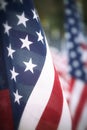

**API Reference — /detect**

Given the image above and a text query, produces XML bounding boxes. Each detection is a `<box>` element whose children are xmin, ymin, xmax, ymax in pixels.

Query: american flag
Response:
<box><xmin>50</xmin><ymin>47</ymin><xmax>70</xmax><ymax>100</ymax></box>
<box><xmin>64</xmin><ymin>0</ymin><xmax>87</xmax><ymax>130</ymax></box>
<box><xmin>0</xmin><ymin>0</ymin><xmax>71</xmax><ymax>130</ymax></box>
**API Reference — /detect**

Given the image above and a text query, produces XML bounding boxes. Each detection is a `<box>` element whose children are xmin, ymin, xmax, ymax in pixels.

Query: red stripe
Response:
<box><xmin>72</xmin><ymin>84</ymin><xmax>87</xmax><ymax>130</ymax></box>
<box><xmin>68</xmin><ymin>78</ymin><xmax>75</xmax><ymax>93</ymax></box>
<box><xmin>68</xmin><ymin>78</ymin><xmax>76</xmax><ymax>104</ymax></box>
<box><xmin>0</xmin><ymin>89</ymin><xmax>14</xmax><ymax>130</ymax></box>
<box><xmin>36</xmin><ymin>68</ymin><xmax>63</xmax><ymax>130</ymax></box>
<box><xmin>81</xmin><ymin>44</ymin><xmax>87</xmax><ymax>50</ymax></box>
<box><xmin>84</xmin><ymin>62</ymin><xmax>87</xmax><ymax>67</ymax></box>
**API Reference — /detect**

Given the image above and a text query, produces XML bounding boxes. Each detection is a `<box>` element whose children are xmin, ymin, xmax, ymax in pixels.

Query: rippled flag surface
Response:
<box><xmin>64</xmin><ymin>0</ymin><xmax>87</xmax><ymax>130</ymax></box>
<box><xmin>0</xmin><ymin>0</ymin><xmax>71</xmax><ymax>130</ymax></box>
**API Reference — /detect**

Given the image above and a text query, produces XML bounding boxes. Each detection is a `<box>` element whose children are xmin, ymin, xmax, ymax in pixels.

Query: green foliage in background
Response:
<box><xmin>34</xmin><ymin>0</ymin><xmax>87</xmax><ymax>29</ymax></box>
<box><xmin>82</xmin><ymin>0</ymin><xmax>87</xmax><ymax>26</ymax></box>
<box><xmin>34</xmin><ymin>0</ymin><xmax>87</xmax><ymax>48</ymax></box>
<box><xmin>34</xmin><ymin>0</ymin><xmax>64</xmax><ymax>34</ymax></box>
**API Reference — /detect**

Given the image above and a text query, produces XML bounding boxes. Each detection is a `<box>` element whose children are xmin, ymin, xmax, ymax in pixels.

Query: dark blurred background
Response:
<box><xmin>34</xmin><ymin>0</ymin><xmax>87</xmax><ymax>49</ymax></box>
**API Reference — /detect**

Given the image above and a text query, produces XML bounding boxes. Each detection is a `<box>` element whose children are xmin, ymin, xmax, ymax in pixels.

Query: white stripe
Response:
<box><xmin>18</xmin><ymin>43</ymin><xmax>55</xmax><ymax>130</ymax></box>
<box><xmin>77</xmin><ymin>102</ymin><xmax>87</xmax><ymax>130</ymax></box>
<box><xmin>59</xmin><ymin>76</ymin><xmax>70</xmax><ymax>100</ymax></box>
<box><xmin>69</xmin><ymin>79</ymin><xmax>84</xmax><ymax>117</ymax></box>
<box><xmin>58</xmin><ymin>90</ymin><xmax>72</xmax><ymax>130</ymax></box>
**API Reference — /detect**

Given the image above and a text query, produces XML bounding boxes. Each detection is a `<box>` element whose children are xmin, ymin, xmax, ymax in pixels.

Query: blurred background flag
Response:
<box><xmin>50</xmin><ymin>47</ymin><xmax>70</xmax><ymax>100</ymax></box>
<box><xmin>0</xmin><ymin>0</ymin><xmax>71</xmax><ymax>130</ymax></box>
<box><xmin>64</xmin><ymin>0</ymin><xmax>87</xmax><ymax>130</ymax></box>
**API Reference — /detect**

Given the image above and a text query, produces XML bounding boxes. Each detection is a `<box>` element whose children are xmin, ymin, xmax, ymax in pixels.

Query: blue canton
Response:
<box><xmin>0</xmin><ymin>0</ymin><xmax>47</xmax><ymax>129</ymax></box>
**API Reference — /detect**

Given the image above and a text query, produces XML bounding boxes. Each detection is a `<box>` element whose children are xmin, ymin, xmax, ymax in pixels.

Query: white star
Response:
<box><xmin>36</xmin><ymin>30</ymin><xmax>44</xmax><ymax>43</ymax></box>
<box><xmin>70</xmin><ymin>51</ymin><xmax>76</xmax><ymax>58</ymax></box>
<box><xmin>10</xmin><ymin>67</ymin><xmax>19</xmax><ymax>82</ymax></box>
<box><xmin>65</xmin><ymin>32</ymin><xmax>71</xmax><ymax>40</ymax></box>
<box><xmin>0</xmin><ymin>0</ymin><xmax>8</xmax><ymax>11</ymax></box>
<box><xmin>23</xmin><ymin>58</ymin><xmax>37</xmax><ymax>73</ymax></box>
<box><xmin>76</xmin><ymin>33</ymin><xmax>85</xmax><ymax>43</ymax></box>
<box><xmin>65</xmin><ymin>8</ymin><xmax>72</xmax><ymax>15</ymax></box>
<box><xmin>32</xmin><ymin>9</ymin><xmax>38</xmax><ymax>21</ymax></box>
<box><xmin>13</xmin><ymin>90</ymin><xmax>23</xmax><ymax>105</ymax></box>
<box><xmin>20</xmin><ymin>35</ymin><xmax>33</xmax><ymax>50</ymax></box>
<box><xmin>3</xmin><ymin>22</ymin><xmax>12</xmax><ymax>35</ymax></box>
<box><xmin>19</xmin><ymin>0</ymin><xmax>23</xmax><ymax>3</ymax></box>
<box><xmin>71</xmin><ymin>27</ymin><xmax>78</xmax><ymax>34</ymax></box>
<box><xmin>67</xmin><ymin>41</ymin><xmax>74</xmax><ymax>49</ymax></box>
<box><xmin>16</xmin><ymin>12</ymin><xmax>28</xmax><ymax>27</ymax></box>
<box><xmin>72</xmin><ymin>60</ymin><xmax>79</xmax><ymax>68</ymax></box>
<box><xmin>75</xmin><ymin>70</ymin><xmax>82</xmax><ymax>77</ymax></box>
<box><xmin>68</xmin><ymin>18</ymin><xmax>75</xmax><ymax>25</ymax></box>
<box><xmin>7</xmin><ymin>44</ymin><xmax>15</xmax><ymax>59</ymax></box>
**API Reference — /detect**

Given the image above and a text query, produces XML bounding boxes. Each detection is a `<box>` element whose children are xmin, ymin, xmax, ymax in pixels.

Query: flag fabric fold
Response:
<box><xmin>0</xmin><ymin>0</ymin><xmax>71</xmax><ymax>130</ymax></box>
